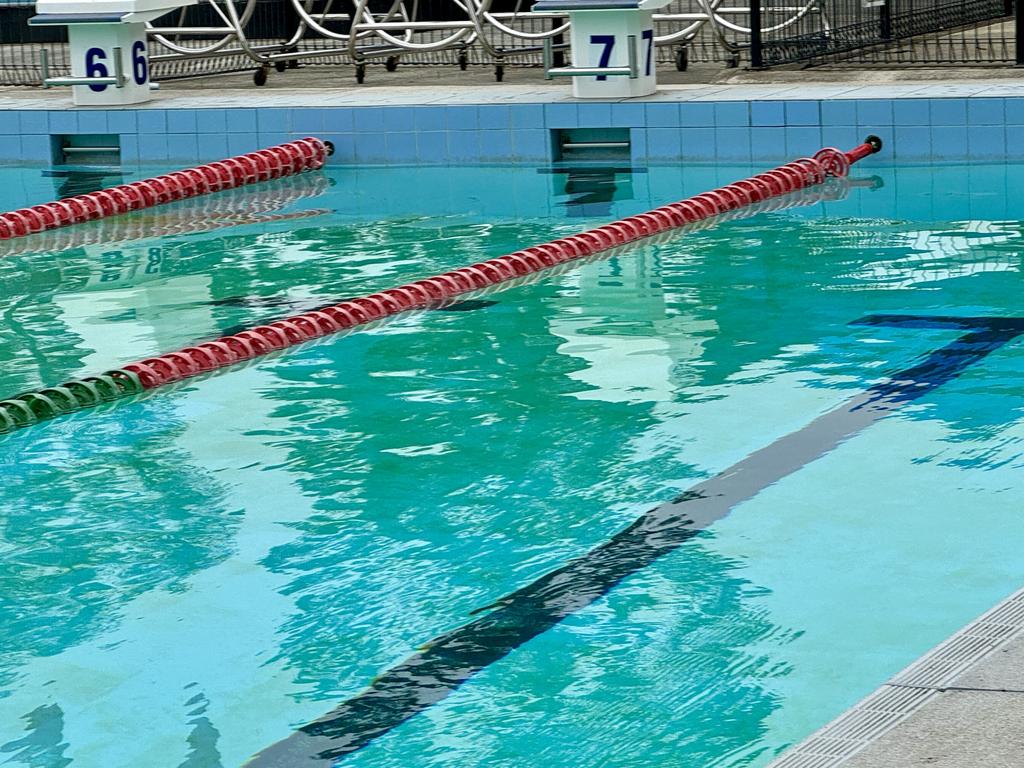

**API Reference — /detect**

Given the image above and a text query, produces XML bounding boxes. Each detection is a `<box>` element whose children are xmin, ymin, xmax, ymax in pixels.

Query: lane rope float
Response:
<box><xmin>0</xmin><ymin>137</ymin><xmax>882</xmax><ymax>435</ymax></box>
<box><xmin>0</xmin><ymin>138</ymin><xmax>334</xmax><ymax>241</ymax></box>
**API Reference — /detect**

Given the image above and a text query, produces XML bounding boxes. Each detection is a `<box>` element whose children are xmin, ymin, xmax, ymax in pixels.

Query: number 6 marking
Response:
<box><xmin>85</xmin><ymin>47</ymin><xmax>108</xmax><ymax>92</ymax></box>
<box><xmin>132</xmin><ymin>41</ymin><xmax>148</xmax><ymax>85</ymax></box>
<box><xmin>590</xmin><ymin>34</ymin><xmax>615</xmax><ymax>81</ymax></box>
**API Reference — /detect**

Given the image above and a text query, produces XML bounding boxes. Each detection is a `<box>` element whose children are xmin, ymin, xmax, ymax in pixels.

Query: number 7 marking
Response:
<box><xmin>590</xmin><ymin>34</ymin><xmax>615</xmax><ymax>81</ymax></box>
<box><xmin>642</xmin><ymin>29</ymin><xmax>653</xmax><ymax>76</ymax></box>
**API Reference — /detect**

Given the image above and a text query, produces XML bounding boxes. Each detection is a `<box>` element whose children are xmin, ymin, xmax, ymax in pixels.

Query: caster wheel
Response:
<box><xmin>275</xmin><ymin>60</ymin><xmax>287</xmax><ymax>72</ymax></box>
<box><xmin>495</xmin><ymin>64</ymin><xmax>504</xmax><ymax>82</ymax></box>
<box><xmin>727</xmin><ymin>53</ymin><xmax>739</xmax><ymax>68</ymax></box>
<box><xmin>675</xmin><ymin>46</ymin><xmax>688</xmax><ymax>72</ymax></box>
<box><xmin>254</xmin><ymin>67</ymin><xmax>268</xmax><ymax>86</ymax></box>
<box><xmin>356</xmin><ymin>62</ymin><xmax>366</xmax><ymax>83</ymax></box>
<box><xmin>385</xmin><ymin>56</ymin><xmax>399</xmax><ymax>72</ymax></box>
<box><xmin>458</xmin><ymin>51</ymin><xmax>469</xmax><ymax>70</ymax></box>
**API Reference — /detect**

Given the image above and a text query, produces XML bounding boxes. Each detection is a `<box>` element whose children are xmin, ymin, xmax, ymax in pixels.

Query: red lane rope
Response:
<box><xmin>0</xmin><ymin>138</ymin><xmax>334</xmax><ymax>241</ymax></box>
<box><xmin>118</xmin><ymin>137</ymin><xmax>882</xmax><ymax>392</ymax></box>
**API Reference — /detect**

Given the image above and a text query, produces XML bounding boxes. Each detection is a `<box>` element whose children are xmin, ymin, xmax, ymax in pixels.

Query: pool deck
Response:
<box><xmin>768</xmin><ymin>586</ymin><xmax>1024</xmax><ymax>767</ymax></box>
<box><xmin>6</xmin><ymin>66</ymin><xmax>1024</xmax><ymax>108</ymax></box>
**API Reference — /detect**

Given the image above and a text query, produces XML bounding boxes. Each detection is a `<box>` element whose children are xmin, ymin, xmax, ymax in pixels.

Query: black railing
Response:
<box><xmin>752</xmin><ymin>0</ymin><xmax>1018</xmax><ymax>66</ymax></box>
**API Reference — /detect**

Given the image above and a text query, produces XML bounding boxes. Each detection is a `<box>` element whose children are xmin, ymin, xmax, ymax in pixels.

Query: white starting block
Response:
<box><xmin>29</xmin><ymin>0</ymin><xmax>196</xmax><ymax>105</ymax></box>
<box><xmin>534</xmin><ymin>0</ymin><xmax>672</xmax><ymax>99</ymax></box>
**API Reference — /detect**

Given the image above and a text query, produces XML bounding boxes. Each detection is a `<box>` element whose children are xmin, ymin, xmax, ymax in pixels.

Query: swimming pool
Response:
<box><xmin>1</xmin><ymin>158</ymin><xmax>1023</xmax><ymax>767</ymax></box>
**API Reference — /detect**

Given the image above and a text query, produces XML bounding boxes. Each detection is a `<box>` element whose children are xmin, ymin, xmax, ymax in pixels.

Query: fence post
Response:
<box><xmin>1017</xmin><ymin>0</ymin><xmax>1024</xmax><ymax>65</ymax></box>
<box><xmin>750</xmin><ymin>0</ymin><xmax>764</xmax><ymax>68</ymax></box>
<box><xmin>880</xmin><ymin>0</ymin><xmax>893</xmax><ymax>39</ymax></box>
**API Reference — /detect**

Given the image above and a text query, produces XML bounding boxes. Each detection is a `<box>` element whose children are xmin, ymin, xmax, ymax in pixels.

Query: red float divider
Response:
<box><xmin>0</xmin><ymin>137</ymin><xmax>334</xmax><ymax>241</ymax></box>
<box><xmin>0</xmin><ymin>138</ymin><xmax>881</xmax><ymax>433</ymax></box>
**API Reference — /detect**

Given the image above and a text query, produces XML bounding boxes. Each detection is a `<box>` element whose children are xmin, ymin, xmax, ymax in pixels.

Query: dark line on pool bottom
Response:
<box><xmin>246</xmin><ymin>313</ymin><xmax>1024</xmax><ymax>767</ymax></box>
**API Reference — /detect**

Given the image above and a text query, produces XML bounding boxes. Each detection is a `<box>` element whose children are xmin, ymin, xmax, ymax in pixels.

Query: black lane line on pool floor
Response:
<box><xmin>246</xmin><ymin>313</ymin><xmax>1024</xmax><ymax>768</ymax></box>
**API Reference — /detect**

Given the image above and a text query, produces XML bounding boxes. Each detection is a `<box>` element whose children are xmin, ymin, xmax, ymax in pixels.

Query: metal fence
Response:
<box><xmin>751</xmin><ymin>0</ymin><xmax>1019</xmax><ymax>66</ymax></box>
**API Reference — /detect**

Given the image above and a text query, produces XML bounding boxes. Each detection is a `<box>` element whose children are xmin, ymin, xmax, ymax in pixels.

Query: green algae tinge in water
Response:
<box><xmin>0</xmin><ymin>161</ymin><xmax>1023</xmax><ymax>768</ymax></box>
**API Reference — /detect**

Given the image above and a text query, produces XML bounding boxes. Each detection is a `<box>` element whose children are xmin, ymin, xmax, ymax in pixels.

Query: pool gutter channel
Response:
<box><xmin>766</xmin><ymin>586</ymin><xmax>1024</xmax><ymax>768</ymax></box>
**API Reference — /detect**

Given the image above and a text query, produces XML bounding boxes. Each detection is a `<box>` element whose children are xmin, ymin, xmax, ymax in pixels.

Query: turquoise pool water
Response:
<box><xmin>1</xmin><ymin>159</ymin><xmax>1023</xmax><ymax>767</ymax></box>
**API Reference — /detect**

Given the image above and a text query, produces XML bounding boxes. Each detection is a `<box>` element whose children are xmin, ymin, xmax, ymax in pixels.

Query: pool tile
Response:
<box><xmin>225</xmin><ymin>109</ymin><xmax>257</xmax><ymax>133</ymax></box>
<box><xmin>510</xmin><ymin>104</ymin><xmax>544</xmax><ymax>130</ymax></box>
<box><xmin>138</xmin><ymin>133</ymin><xmax>168</xmax><ymax>162</ymax></box>
<box><xmin>414</xmin><ymin>107</ymin><xmax>446</xmax><ymax>132</ymax></box>
<box><xmin>0</xmin><ymin>135</ymin><xmax>23</xmax><ymax>161</ymax></box>
<box><xmin>257</xmin><ymin>132</ymin><xmax>289</xmax><ymax>148</ymax></box>
<box><xmin>195</xmin><ymin>109</ymin><xmax>227</xmax><ymax>135</ymax></box>
<box><xmin>291</xmin><ymin>108</ymin><xmax>324</xmax><ymax>133</ymax></box>
<box><xmin>931</xmin><ymin>126</ymin><xmax>968</xmax><ymax>160</ymax></box>
<box><xmin>137</xmin><ymin>109</ymin><xmax>167</xmax><ymax>134</ymax></box>
<box><xmin>751</xmin><ymin>101</ymin><xmax>784</xmax><ymax>127</ymax></box>
<box><xmin>199</xmin><ymin>133</ymin><xmax>228</xmax><ymax>162</ymax></box>
<box><xmin>512</xmin><ymin>128</ymin><xmax>550</xmax><ymax>161</ymax></box>
<box><xmin>352</xmin><ymin>107</ymin><xmax>385</xmax><ymax>133</ymax></box>
<box><xmin>822</xmin><ymin>100</ymin><xmax>857</xmax><ymax>126</ymax></box>
<box><xmin>820</xmin><ymin>126</ymin><xmax>859</xmax><ymax>153</ymax></box>
<box><xmin>610</xmin><ymin>102</ymin><xmax>644</xmax><ymax>128</ymax></box>
<box><xmin>1005</xmin><ymin>98</ymin><xmax>1024</xmax><ymax>125</ymax></box>
<box><xmin>577</xmin><ymin>102</ymin><xmax>613</xmax><ymax>126</ymax></box>
<box><xmin>1005</xmin><ymin>126</ymin><xmax>1024</xmax><ymax>159</ymax></box>
<box><xmin>678</xmin><ymin>102</ymin><xmax>714</xmax><ymax>127</ymax></box>
<box><xmin>785</xmin><ymin>126</ymin><xmax>822</xmax><ymax>157</ymax></box>
<box><xmin>478</xmin><ymin>105</ymin><xmax>511</xmax><ymax>130</ymax></box>
<box><xmin>166</xmin><ymin>110</ymin><xmax>196</xmax><ymax>134</ymax></box>
<box><xmin>893</xmin><ymin>99</ymin><xmax>930</xmax><ymax>126</ymax></box>
<box><xmin>355</xmin><ymin>132</ymin><xmax>387</xmax><ymax>162</ymax></box>
<box><xmin>447</xmin><ymin>130</ymin><xmax>481</xmax><ymax>162</ymax></box>
<box><xmin>968</xmin><ymin>125</ymin><xmax>1005</xmax><ymax>160</ymax></box>
<box><xmin>324</xmin><ymin>108</ymin><xmax>354</xmax><ymax>133</ymax></box>
<box><xmin>106</xmin><ymin>110</ymin><xmax>137</xmax><ymax>134</ymax></box>
<box><xmin>167</xmin><ymin>133</ymin><xmax>199</xmax><ymax>163</ymax></box>
<box><xmin>257</xmin><ymin>108</ymin><xmax>289</xmax><ymax>134</ymax></box>
<box><xmin>48</xmin><ymin>110</ymin><xmax>76</xmax><ymax>133</ymax></box>
<box><xmin>645</xmin><ymin>103</ymin><xmax>680</xmax><ymax>128</ymax></box>
<box><xmin>417</xmin><ymin>131</ymin><xmax>447</xmax><ymax>163</ymax></box>
<box><xmin>714</xmin><ymin>102</ymin><xmax>749</xmax><ymax>127</ymax></box>
<box><xmin>382</xmin><ymin>106</ymin><xmax>413</xmax><ymax>132</ymax></box>
<box><xmin>750</xmin><ymin>127</ymin><xmax>785</xmax><ymax>162</ymax></box>
<box><xmin>967</xmin><ymin>98</ymin><xmax>1004</xmax><ymax>125</ymax></box>
<box><xmin>648</xmin><ymin>127</ymin><xmax>683</xmax><ymax>159</ymax></box>
<box><xmin>930</xmin><ymin>98</ymin><xmax>968</xmax><ymax>125</ymax></box>
<box><xmin>544</xmin><ymin>102</ymin><xmax>577</xmax><ymax>128</ymax></box>
<box><xmin>324</xmin><ymin>133</ymin><xmax>355</xmax><ymax>163</ymax></box>
<box><xmin>227</xmin><ymin>133</ymin><xmax>258</xmax><ymax>156</ymax></box>
<box><xmin>785</xmin><ymin>101</ymin><xmax>819</xmax><ymax>126</ymax></box>
<box><xmin>678</xmin><ymin>127</ymin><xmax>714</xmax><ymax>160</ymax></box>
<box><xmin>386</xmin><ymin>132</ymin><xmax>418</xmax><ymax>163</ymax></box>
<box><xmin>716</xmin><ymin>127</ymin><xmax>751</xmax><ymax>162</ymax></box>
<box><xmin>893</xmin><ymin>126</ymin><xmax>931</xmax><ymax>160</ymax></box>
<box><xmin>446</xmin><ymin>106</ymin><xmax>478</xmax><ymax>131</ymax></box>
<box><xmin>480</xmin><ymin>130</ymin><xmax>514</xmax><ymax>162</ymax></box>
<box><xmin>120</xmin><ymin>134</ymin><xmax>139</xmax><ymax>164</ymax></box>
<box><xmin>857</xmin><ymin>100</ymin><xmax>892</xmax><ymax>125</ymax></box>
<box><xmin>19</xmin><ymin>111</ymin><xmax>48</xmax><ymax>134</ymax></box>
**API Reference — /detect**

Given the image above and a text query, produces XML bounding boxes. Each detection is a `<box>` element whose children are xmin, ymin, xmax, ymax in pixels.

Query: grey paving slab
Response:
<box><xmin>950</xmin><ymin>633</ymin><xmax>1024</xmax><ymax>692</ymax></box>
<box><xmin>3</xmin><ymin>71</ymin><xmax>1023</xmax><ymax>111</ymax></box>
<box><xmin>840</xmin><ymin>690</ymin><xmax>1024</xmax><ymax>768</ymax></box>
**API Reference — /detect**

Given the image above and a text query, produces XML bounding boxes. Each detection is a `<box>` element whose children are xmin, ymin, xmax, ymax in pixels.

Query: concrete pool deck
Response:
<box><xmin>769</xmin><ymin>587</ymin><xmax>1024</xmax><ymax>767</ymax></box>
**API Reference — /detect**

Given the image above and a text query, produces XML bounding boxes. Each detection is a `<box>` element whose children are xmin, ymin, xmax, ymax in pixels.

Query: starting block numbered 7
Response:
<box><xmin>534</xmin><ymin>0</ymin><xmax>673</xmax><ymax>99</ymax></box>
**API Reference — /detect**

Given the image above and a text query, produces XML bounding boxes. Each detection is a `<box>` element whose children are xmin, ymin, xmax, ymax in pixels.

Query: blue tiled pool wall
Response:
<box><xmin>0</xmin><ymin>97</ymin><xmax>1021</xmax><ymax>165</ymax></box>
